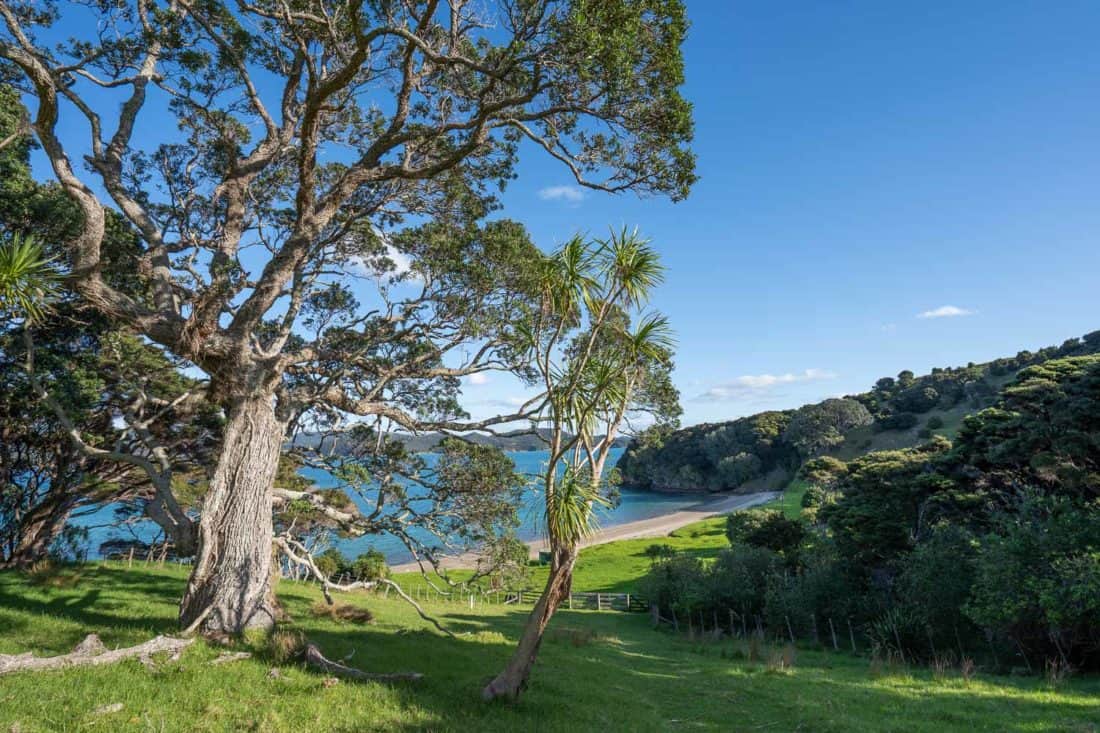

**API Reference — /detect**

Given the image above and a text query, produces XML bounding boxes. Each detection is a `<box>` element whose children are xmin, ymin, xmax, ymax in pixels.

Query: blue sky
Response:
<box><xmin>461</xmin><ymin>0</ymin><xmax>1100</xmax><ymax>425</ymax></box>
<box><xmin>22</xmin><ymin>1</ymin><xmax>1100</xmax><ymax>429</ymax></box>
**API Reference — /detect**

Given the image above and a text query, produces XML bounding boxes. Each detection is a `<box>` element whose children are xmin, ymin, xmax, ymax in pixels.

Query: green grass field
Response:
<box><xmin>2</xmin><ymin>552</ymin><xmax>1098</xmax><ymax>731</ymax></box>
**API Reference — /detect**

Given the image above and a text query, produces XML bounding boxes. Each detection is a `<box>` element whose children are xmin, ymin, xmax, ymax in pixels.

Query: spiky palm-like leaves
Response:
<box><xmin>0</xmin><ymin>234</ymin><xmax>57</xmax><ymax>322</ymax></box>
<box><xmin>545</xmin><ymin>466</ymin><xmax>610</xmax><ymax>546</ymax></box>
<box><xmin>600</xmin><ymin>226</ymin><xmax>665</xmax><ymax>307</ymax></box>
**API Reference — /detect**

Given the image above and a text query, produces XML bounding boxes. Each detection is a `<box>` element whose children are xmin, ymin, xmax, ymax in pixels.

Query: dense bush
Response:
<box><xmin>726</xmin><ymin>510</ymin><xmax>805</xmax><ymax>566</ymax></box>
<box><xmin>782</xmin><ymin>399</ymin><xmax>873</xmax><ymax>457</ymax></box>
<box><xmin>642</xmin><ymin>354</ymin><xmax>1100</xmax><ymax>672</ymax></box>
<box><xmin>873</xmin><ymin>412</ymin><xmax>920</xmax><ymax>432</ymax></box>
<box><xmin>618</xmin><ymin>411</ymin><xmax>797</xmax><ymax>491</ymax></box>
<box><xmin>965</xmin><ymin>496</ymin><xmax>1100</xmax><ymax>670</ymax></box>
<box><xmin>313</xmin><ymin>548</ymin><xmax>390</xmax><ymax>582</ymax></box>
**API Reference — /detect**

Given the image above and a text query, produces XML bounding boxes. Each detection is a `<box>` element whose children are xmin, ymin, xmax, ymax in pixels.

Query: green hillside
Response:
<box><xmin>618</xmin><ymin>331</ymin><xmax>1100</xmax><ymax>493</ymax></box>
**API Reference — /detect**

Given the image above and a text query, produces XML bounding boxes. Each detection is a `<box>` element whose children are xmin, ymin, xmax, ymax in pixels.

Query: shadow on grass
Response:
<box><xmin>2</xmin><ymin>564</ymin><xmax>1097</xmax><ymax>732</ymax></box>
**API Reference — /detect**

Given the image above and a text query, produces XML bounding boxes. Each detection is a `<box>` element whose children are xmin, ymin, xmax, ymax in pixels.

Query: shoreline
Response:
<box><xmin>390</xmin><ymin>489</ymin><xmax>781</xmax><ymax>574</ymax></box>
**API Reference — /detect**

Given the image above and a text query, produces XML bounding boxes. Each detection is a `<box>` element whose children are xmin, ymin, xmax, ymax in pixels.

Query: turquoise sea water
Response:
<box><xmin>74</xmin><ymin>448</ymin><xmax>704</xmax><ymax>564</ymax></box>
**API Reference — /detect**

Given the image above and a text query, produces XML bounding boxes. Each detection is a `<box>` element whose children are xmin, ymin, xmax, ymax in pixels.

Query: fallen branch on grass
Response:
<box><xmin>274</xmin><ymin>535</ymin><xmax>456</xmax><ymax>638</ymax></box>
<box><xmin>303</xmin><ymin>643</ymin><xmax>423</xmax><ymax>683</ymax></box>
<box><xmin>0</xmin><ymin>633</ymin><xmax>193</xmax><ymax>676</ymax></box>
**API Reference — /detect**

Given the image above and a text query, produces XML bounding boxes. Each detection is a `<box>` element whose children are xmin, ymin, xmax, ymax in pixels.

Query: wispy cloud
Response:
<box><xmin>467</xmin><ymin>372</ymin><xmax>490</xmax><ymax>386</ymax></box>
<box><xmin>695</xmin><ymin>368</ymin><xmax>837</xmax><ymax>401</ymax></box>
<box><xmin>537</xmin><ymin>185</ymin><xmax>586</xmax><ymax>204</ymax></box>
<box><xmin>349</xmin><ymin>245</ymin><xmax>419</xmax><ymax>281</ymax></box>
<box><xmin>917</xmin><ymin>305</ymin><xmax>975</xmax><ymax>319</ymax></box>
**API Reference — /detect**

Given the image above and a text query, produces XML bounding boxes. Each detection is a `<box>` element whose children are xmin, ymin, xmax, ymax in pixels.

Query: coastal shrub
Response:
<box><xmin>873</xmin><ymin>412</ymin><xmax>919</xmax><ymax>432</ymax></box>
<box><xmin>895</xmin><ymin>524</ymin><xmax>978</xmax><ymax>652</ymax></box>
<box><xmin>707</xmin><ymin>545</ymin><xmax>783</xmax><ymax>619</ymax></box>
<box><xmin>965</xmin><ymin>495</ymin><xmax>1100</xmax><ymax>670</ymax></box>
<box><xmin>350</xmin><ymin>549</ymin><xmax>389</xmax><ymax>582</ymax></box>
<box><xmin>639</xmin><ymin>554</ymin><xmax>708</xmax><ymax>619</ymax></box>
<box><xmin>313</xmin><ymin>548</ymin><xmax>390</xmax><ymax>583</ymax></box>
<box><xmin>926</xmin><ymin>415</ymin><xmax>944</xmax><ymax>430</ymax></box>
<box><xmin>315</xmin><ymin>549</ymin><xmax>345</xmax><ymax>579</ymax></box>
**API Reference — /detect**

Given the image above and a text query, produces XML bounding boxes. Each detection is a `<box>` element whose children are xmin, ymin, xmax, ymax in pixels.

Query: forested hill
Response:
<box><xmin>618</xmin><ymin>329</ymin><xmax>1100</xmax><ymax>492</ymax></box>
<box><xmin>295</xmin><ymin>428</ymin><xmax>630</xmax><ymax>455</ymax></box>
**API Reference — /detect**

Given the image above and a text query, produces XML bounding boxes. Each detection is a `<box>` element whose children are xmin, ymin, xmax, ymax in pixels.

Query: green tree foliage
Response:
<box><xmin>820</xmin><ymin>438</ymin><xmax>953</xmax><ymax>573</ymax></box>
<box><xmin>0</xmin><ymin>90</ymin><xmax>216</xmax><ymax>564</ymax></box>
<box><xmin>726</xmin><ymin>509</ymin><xmax>806</xmax><ymax>566</ymax></box>
<box><xmin>620</xmin><ymin>331</ymin><xmax>1100</xmax><ymax>499</ymax></box>
<box><xmin>640</xmin><ymin>353</ymin><xmax>1100</xmax><ymax>670</ymax></box>
<box><xmin>313</xmin><ymin>548</ymin><xmax>390</xmax><ymax>583</ymax></box>
<box><xmin>873</xmin><ymin>412</ymin><xmax>920</xmax><ymax>432</ymax></box>
<box><xmin>485</xmin><ymin>229</ymin><xmax>681</xmax><ymax>700</ymax></box>
<box><xmin>965</xmin><ymin>495</ymin><xmax>1100</xmax><ymax>669</ymax></box>
<box><xmin>618</xmin><ymin>410</ymin><xmax>796</xmax><ymax>491</ymax></box>
<box><xmin>947</xmin><ymin>356</ymin><xmax>1100</xmax><ymax>503</ymax></box>
<box><xmin>782</xmin><ymin>398</ymin><xmax>872</xmax><ymax>457</ymax></box>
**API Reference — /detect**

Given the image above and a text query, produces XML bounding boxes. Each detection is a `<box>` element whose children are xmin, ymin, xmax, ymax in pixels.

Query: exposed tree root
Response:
<box><xmin>302</xmin><ymin>643</ymin><xmax>422</xmax><ymax>683</ymax></box>
<box><xmin>0</xmin><ymin>633</ymin><xmax>194</xmax><ymax>676</ymax></box>
<box><xmin>210</xmin><ymin>651</ymin><xmax>252</xmax><ymax>665</ymax></box>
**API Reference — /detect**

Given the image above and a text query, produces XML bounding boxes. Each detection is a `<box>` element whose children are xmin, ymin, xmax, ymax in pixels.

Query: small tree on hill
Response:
<box><xmin>482</xmin><ymin>229</ymin><xmax>680</xmax><ymax>700</ymax></box>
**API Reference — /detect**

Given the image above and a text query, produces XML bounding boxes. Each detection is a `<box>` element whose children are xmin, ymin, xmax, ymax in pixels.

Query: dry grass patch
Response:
<box><xmin>309</xmin><ymin>600</ymin><xmax>375</xmax><ymax>624</ymax></box>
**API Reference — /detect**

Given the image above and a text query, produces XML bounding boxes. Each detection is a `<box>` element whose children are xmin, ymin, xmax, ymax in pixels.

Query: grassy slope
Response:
<box><xmin>831</xmin><ymin>372</ymin><xmax>1020</xmax><ymax>461</ymax></box>
<box><xmin>1</xmin><ymin>563</ymin><xmax>1097</xmax><ymax>733</ymax></box>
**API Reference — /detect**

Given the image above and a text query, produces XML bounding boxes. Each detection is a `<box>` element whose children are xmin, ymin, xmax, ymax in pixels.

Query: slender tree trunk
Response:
<box><xmin>2</xmin><ymin>495</ymin><xmax>76</xmax><ymax>568</ymax></box>
<box><xmin>482</xmin><ymin>545</ymin><xmax>578</xmax><ymax>701</ymax></box>
<box><xmin>178</xmin><ymin>392</ymin><xmax>285</xmax><ymax>634</ymax></box>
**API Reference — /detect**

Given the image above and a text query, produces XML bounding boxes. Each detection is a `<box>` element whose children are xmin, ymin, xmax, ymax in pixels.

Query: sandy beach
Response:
<box><xmin>390</xmin><ymin>490</ymin><xmax>781</xmax><ymax>574</ymax></box>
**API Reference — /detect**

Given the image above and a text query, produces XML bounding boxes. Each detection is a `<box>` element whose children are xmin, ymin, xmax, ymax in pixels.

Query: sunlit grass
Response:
<box><xmin>0</xmin><ymin>563</ymin><xmax>1097</xmax><ymax>732</ymax></box>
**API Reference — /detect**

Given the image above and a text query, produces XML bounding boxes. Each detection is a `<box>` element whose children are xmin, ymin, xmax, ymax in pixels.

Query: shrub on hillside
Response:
<box><xmin>965</xmin><ymin>495</ymin><xmax>1100</xmax><ymax>670</ymax></box>
<box><xmin>873</xmin><ymin>412</ymin><xmax>919</xmax><ymax>432</ymax></box>
<box><xmin>726</xmin><ymin>510</ymin><xmax>807</xmax><ymax>564</ymax></box>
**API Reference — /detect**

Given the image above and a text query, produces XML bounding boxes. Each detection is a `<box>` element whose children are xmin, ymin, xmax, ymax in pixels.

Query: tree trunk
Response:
<box><xmin>482</xmin><ymin>545</ymin><xmax>578</xmax><ymax>701</ymax></box>
<box><xmin>178</xmin><ymin>392</ymin><xmax>284</xmax><ymax>634</ymax></box>
<box><xmin>2</xmin><ymin>494</ymin><xmax>75</xmax><ymax>568</ymax></box>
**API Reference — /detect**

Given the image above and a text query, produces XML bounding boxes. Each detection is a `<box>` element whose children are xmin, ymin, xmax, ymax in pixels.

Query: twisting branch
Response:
<box><xmin>21</xmin><ymin>328</ymin><xmax>197</xmax><ymax>551</ymax></box>
<box><xmin>273</xmin><ymin>534</ymin><xmax>456</xmax><ymax>639</ymax></box>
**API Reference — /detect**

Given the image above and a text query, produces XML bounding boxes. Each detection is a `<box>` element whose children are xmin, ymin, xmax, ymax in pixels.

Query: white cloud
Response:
<box><xmin>537</xmin><ymin>185</ymin><xmax>586</xmax><ymax>204</ymax></box>
<box><xmin>467</xmin><ymin>372</ymin><xmax>490</xmax><ymax>386</ymax></box>
<box><xmin>917</xmin><ymin>305</ymin><xmax>975</xmax><ymax>319</ymax></box>
<box><xmin>696</xmin><ymin>368</ymin><xmax>837</xmax><ymax>401</ymax></box>
<box><xmin>350</xmin><ymin>245</ymin><xmax>417</xmax><ymax>279</ymax></box>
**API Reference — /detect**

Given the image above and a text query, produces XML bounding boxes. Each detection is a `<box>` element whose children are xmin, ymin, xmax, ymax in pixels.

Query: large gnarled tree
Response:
<box><xmin>0</xmin><ymin>0</ymin><xmax>695</xmax><ymax>632</ymax></box>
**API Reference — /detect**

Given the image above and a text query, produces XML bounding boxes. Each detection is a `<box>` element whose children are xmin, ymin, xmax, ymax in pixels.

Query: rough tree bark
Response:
<box><xmin>482</xmin><ymin>545</ymin><xmax>578</xmax><ymax>700</ymax></box>
<box><xmin>2</xmin><ymin>494</ymin><xmax>76</xmax><ymax>568</ymax></box>
<box><xmin>178</xmin><ymin>391</ymin><xmax>285</xmax><ymax>633</ymax></box>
